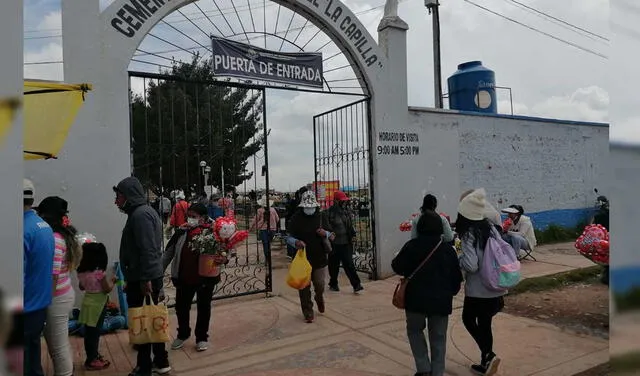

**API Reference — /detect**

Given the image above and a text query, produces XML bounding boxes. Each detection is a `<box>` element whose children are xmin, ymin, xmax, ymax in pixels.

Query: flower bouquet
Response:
<box><xmin>191</xmin><ymin>229</ymin><xmax>227</xmax><ymax>277</ymax></box>
<box><xmin>399</xmin><ymin>213</ymin><xmax>420</xmax><ymax>232</ymax></box>
<box><xmin>574</xmin><ymin>224</ymin><xmax>609</xmax><ymax>266</ymax></box>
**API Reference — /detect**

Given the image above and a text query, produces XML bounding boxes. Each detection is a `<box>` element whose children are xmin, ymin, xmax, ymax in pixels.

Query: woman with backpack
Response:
<box><xmin>456</xmin><ymin>188</ymin><xmax>506</xmax><ymax>376</ymax></box>
<box><xmin>392</xmin><ymin>211</ymin><xmax>463</xmax><ymax>376</ymax></box>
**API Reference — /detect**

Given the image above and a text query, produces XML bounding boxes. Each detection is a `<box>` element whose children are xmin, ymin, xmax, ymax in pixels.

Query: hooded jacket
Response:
<box><xmin>115</xmin><ymin>177</ymin><xmax>164</xmax><ymax>283</ymax></box>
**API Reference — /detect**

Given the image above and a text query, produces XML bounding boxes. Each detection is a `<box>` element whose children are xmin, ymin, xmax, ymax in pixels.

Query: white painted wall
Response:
<box><xmin>609</xmin><ymin>143</ymin><xmax>640</xmax><ymax>269</ymax></box>
<box><xmin>372</xmin><ymin>107</ymin><xmax>608</xmax><ymax>278</ymax></box>
<box><xmin>0</xmin><ymin>0</ymin><xmax>24</xmax><ymax>298</ymax></box>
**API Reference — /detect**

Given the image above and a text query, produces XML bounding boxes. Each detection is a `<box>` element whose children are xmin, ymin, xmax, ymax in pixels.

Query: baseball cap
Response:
<box><xmin>23</xmin><ymin>179</ymin><xmax>35</xmax><ymax>200</ymax></box>
<box><xmin>36</xmin><ymin>196</ymin><xmax>69</xmax><ymax>217</ymax></box>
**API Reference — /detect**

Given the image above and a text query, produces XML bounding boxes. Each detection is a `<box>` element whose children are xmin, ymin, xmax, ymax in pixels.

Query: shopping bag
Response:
<box><xmin>127</xmin><ymin>295</ymin><xmax>170</xmax><ymax>344</ymax></box>
<box><xmin>286</xmin><ymin>249</ymin><xmax>312</xmax><ymax>290</ymax></box>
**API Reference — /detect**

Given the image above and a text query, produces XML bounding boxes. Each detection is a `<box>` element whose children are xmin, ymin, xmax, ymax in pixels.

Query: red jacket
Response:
<box><xmin>170</xmin><ymin>200</ymin><xmax>189</xmax><ymax>227</ymax></box>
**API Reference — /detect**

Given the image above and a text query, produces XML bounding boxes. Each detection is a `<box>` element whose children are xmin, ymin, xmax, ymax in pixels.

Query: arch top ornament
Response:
<box><xmin>100</xmin><ymin>0</ymin><xmax>388</xmax><ymax>94</ymax></box>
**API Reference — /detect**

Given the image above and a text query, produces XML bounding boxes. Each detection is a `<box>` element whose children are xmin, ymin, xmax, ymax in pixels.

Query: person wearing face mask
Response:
<box><xmin>162</xmin><ymin>203</ymin><xmax>228</xmax><ymax>353</ymax></box>
<box><xmin>113</xmin><ymin>177</ymin><xmax>170</xmax><ymax>376</ymax></box>
<box><xmin>323</xmin><ymin>191</ymin><xmax>363</xmax><ymax>293</ymax></box>
<box><xmin>286</xmin><ymin>191</ymin><xmax>332</xmax><ymax>323</ymax></box>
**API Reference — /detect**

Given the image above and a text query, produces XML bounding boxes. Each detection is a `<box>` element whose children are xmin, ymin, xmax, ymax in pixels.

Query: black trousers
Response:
<box><xmin>461</xmin><ymin>296</ymin><xmax>504</xmax><ymax>360</ymax></box>
<box><xmin>24</xmin><ymin>308</ymin><xmax>47</xmax><ymax>376</ymax></box>
<box><xmin>126</xmin><ymin>278</ymin><xmax>169</xmax><ymax>372</ymax></box>
<box><xmin>84</xmin><ymin>308</ymin><xmax>107</xmax><ymax>364</ymax></box>
<box><xmin>174</xmin><ymin>282</ymin><xmax>215</xmax><ymax>343</ymax></box>
<box><xmin>328</xmin><ymin>243</ymin><xmax>361</xmax><ymax>289</ymax></box>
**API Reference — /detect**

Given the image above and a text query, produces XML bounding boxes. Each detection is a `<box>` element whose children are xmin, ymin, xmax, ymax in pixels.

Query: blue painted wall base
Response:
<box><xmin>611</xmin><ymin>266</ymin><xmax>640</xmax><ymax>294</ymax></box>
<box><xmin>500</xmin><ymin>208</ymin><xmax>596</xmax><ymax>230</ymax></box>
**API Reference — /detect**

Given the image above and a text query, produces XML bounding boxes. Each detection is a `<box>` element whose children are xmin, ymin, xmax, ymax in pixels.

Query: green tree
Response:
<box><xmin>131</xmin><ymin>55</ymin><xmax>264</xmax><ymax>196</ymax></box>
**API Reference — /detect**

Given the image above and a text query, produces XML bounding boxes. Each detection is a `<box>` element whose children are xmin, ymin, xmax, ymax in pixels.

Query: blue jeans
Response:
<box><xmin>24</xmin><ymin>308</ymin><xmax>47</xmax><ymax>376</ymax></box>
<box><xmin>259</xmin><ymin>230</ymin><xmax>273</xmax><ymax>260</ymax></box>
<box><xmin>405</xmin><ymin>311</ymin><xmax>449</xmax><ymax>376</ymax></box>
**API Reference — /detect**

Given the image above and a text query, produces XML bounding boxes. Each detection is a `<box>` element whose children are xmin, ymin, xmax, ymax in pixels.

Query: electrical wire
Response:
<box><xmin>506</xmin><ymin>0</ymin><xmax>609</xmax><ymax>42</ymax></box>
<box><xmin>463</xmin><ymin>0</ymin><xmax>607</xmax><ymax>59</ymax></box>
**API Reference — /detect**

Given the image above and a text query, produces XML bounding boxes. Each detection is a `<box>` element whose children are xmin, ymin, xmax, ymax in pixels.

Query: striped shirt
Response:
<box><xmin>52</xmin><ymin>232</ymin><xmax>73</xmax><ymax>297</ymax></box>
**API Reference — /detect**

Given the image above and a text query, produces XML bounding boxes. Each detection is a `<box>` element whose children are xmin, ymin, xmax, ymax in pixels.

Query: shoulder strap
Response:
<box><xmin>407</xmin><ymin>239</ymin><xmax>443</xmax><ymax>280</ymax></box>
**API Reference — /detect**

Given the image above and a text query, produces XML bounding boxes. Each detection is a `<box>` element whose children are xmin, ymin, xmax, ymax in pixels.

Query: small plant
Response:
<box><xmin>534</xmin><ymin>222</ymin><xmax>587</xmax><ymax>245</ymax></box>
<box><xmin>615</xmin><ymin>287</ymin><xmax>640</xmax><ymax>312</ymax></box>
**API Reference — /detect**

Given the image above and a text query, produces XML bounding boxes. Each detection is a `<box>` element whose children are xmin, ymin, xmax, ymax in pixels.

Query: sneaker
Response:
<box><xmin>152</xmin><ymin>360</ymin><xmax>172</xmax><ymax>375</ymax></box>
<box><xmin>354</xmin><ymin>285</ymin><xmax>364</xmax><ymax>293</ymax></box>
<box><xmin>484</xmin><ymin>353</ymin><xmax>501</xmax><ymax>376</ymax></box>
<box><xmin>85</xmin><ymin>358</ymin><xmax>110</xmax><ymax>371</ymax></box>
<box><xmin>470</xmin><ymin>364</ymin><xmax>486</xmax><ymax>375</ymax></box>
<box><xmin>170</xmin><ymin>338</ymin><xmax>185</xmax><ymax>350</ymax></box>
<box><xmin>304</xmin><ymin>315</ymin><xmax>314</xmax><ymax>323</ymax></box>
<box><xmin>196</xmin><ymin>341</ymin><xmax>209</xmax><ymax>352</ymax></box>
<box><xmin>329</xmin><ymin>285</ymin><xmax>340</xmax><ymax>292</ymax></box>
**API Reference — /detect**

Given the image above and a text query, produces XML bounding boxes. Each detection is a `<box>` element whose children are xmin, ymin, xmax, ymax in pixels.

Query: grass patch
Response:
<box><xmin>535</xmin><ymin>222</ymin><xmax>587</xmax><ymax>245</ymax></box>
<box><xmin>615</xmin><ymin>288</ymin><xmax>640</xmax><ymax>312</ymax></box>
<box><xmin>611</xmin><ymin>351</ymin><xmax>640</xmax><ymax>374</ymax></box>
<box><xmin>509</xmin><ymin>266</ymin><xmax>602</xmax><ymax>295</ymax></box>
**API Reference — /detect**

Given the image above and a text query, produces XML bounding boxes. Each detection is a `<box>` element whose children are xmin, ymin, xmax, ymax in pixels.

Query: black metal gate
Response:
<box><xmin>128</xmin><ymin>70</ymin><xmax>272</xmax><ymax>304</ymax></box>
<box><xmin>313</xmin><ymin>99</ymin><xmax>376</xmax><ymax>279</ymax></box>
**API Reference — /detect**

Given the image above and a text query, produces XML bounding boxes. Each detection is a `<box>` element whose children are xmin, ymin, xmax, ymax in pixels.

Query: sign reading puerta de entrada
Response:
<box><xmin>210</xmin><ymin>37</ymin><xmax>324</xmax><ymax>88</ymax></box>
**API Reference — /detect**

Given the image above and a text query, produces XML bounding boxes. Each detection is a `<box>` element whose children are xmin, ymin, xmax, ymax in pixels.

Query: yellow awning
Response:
<box><xmin>0</xmin><ymin>97</ymin><xmax>21</xmax><ymax>145</ymax></box>
<box><xmin>24</xmin><ymin>80</ymin><xmax>92</xmax><ymax>160</ymax></box>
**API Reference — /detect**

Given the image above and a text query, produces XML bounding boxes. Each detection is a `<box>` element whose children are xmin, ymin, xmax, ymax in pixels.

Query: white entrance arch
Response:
<box><xmin>25</xmin><ymin>0</ymin><xmax>409</xmax><ymax>279</ymax></box>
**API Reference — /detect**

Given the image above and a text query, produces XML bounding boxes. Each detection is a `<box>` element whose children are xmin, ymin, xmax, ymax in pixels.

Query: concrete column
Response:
<box><xmin>371</xmin><ymin>16</ymin><xmax>410</xmax><ymax>278</ymax></box>
<box><xmin>24</xmin><ymin>0</ymin><xmax>130</xmax><ymax>262</ymax></box>
<box><xmin>0</xmin><ymin>0</ymin><xmax>24</xmax><ymax>298</ymax></box>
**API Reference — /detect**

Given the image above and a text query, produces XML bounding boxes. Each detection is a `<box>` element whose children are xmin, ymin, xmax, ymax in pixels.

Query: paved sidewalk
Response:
<box><xmin>43</xmin><ymin>242</ymin><xmax>608</xmax><ymax>376</ymax></box>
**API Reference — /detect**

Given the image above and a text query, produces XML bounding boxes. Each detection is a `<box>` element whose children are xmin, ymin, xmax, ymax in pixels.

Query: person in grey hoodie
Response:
<box><xmin>456</xmin><ymin>188</ymin><xmax>504</xmax><ymax>376</ymax></box>
<box><xmin>113</xmin><ymin>177</ymin><xmax>170</xmax><ymax>376</ymax></box>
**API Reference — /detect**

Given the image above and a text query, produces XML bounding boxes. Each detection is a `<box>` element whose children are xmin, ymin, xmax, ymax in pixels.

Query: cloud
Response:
<box><xmin>24</xmin><ymin>42</ymin><xmax>63</xmax><ymax>81</ymax></box>
<box><xmin>529</xmin><ymin>86</ymin><xmax>608</xmax><ymax>122</ymax></box>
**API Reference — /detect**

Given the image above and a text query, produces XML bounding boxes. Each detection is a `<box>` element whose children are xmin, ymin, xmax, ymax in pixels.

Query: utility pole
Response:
<box><xmin>426</xmin><ymin>0</ymin><xmax>443</xmax><ymax>108</ymax></box>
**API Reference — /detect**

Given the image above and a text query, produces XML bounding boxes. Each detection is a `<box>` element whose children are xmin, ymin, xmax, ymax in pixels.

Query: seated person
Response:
<box><xmin>501</xmin><ymin>205</ymin><xmax>537</xmax><ymax>259</ymax></box>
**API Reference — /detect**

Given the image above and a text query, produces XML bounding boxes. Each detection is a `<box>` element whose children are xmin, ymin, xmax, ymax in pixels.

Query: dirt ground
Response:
<box><xmin>503</xmin><ymin>279</ymin><xmax>610</xmax><ymax>339</ymax></box>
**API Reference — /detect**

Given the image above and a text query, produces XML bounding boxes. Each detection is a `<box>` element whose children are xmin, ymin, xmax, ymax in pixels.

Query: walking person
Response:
<box><xmin>22</xmin><ymin>179</ymin><xmax>55</xmax><ymax>376</ymax></box>
<box><xmin>411</xmin><ymin>194</ymin><xmax>455</xmax><ymax>244</ymax></box>
<box><xmin>114</xmin><ymin>177</ymin><xmax>171</xmax><ymax>376</ymax></box>
<box><xmin>392</xmin><ymin>211</ymin><xmax>463</xmax><ymax>376</ymax></box>
<box><xmin>77</xmin><ymin>242</ymin><xmax>115</xmax><ymax>370</ymax></box>
<box><xmin>37</xmin><ymin>197</ymin><xmax>83</xmax><ymax>376</ymax></box>
<box><xmin>286</xmin><ymin>191</ymin><xmax>331</xmax><ymax>323</ymax></box>
<box><xmin>170</xmin><ymin>190</ymin><xmax>189</xmax><ymax>230</ymax></box>
<box><xmin>323</xmin><ymin>191</ymin><xmax>363</xmax><ymax>293</ymax></box>
<box><xmin>456</xmin><ymin>188</ymin><xmax>505</xmax><ymax>376</ymax></box>
<box><xmin>163</xmin><ymin>203</ymin><xmax>228</xmax><ymax>352</ymax></box>
<box><xmin>249</xmin><ymin>197</ymin><xmax>280</xmax><ymax>261</ymax></box>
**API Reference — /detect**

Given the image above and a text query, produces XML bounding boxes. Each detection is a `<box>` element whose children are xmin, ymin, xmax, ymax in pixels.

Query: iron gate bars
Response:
<box><xmin>313</xmin><ymin>98</ymin><xmax>376</xmax><ymax>279</ymax></box>
<box><xmin>128</xmin><ymin>70</ymin><xmax>272</xmax><ymax>304</ymax></box>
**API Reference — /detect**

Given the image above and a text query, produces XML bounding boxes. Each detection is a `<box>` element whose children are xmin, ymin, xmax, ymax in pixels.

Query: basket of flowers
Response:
<box><xmin>191</xmin><ymin>229</ymin><xmax>227</xmax><ymax>277</ymax></box>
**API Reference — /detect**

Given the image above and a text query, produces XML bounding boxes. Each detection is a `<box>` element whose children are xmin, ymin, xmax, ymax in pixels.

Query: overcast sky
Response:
<box><xmin>23</xmin><ymin>0</ymin><xmax>633</xmax><ymax>191</ymax></box>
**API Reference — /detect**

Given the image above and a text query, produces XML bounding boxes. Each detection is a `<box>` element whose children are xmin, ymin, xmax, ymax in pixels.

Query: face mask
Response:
<box><xmin>303</xmin><ymin>208</ymin><xmax>316</xmax><ymax>216</ymax></box>
<box><xmin>187</xmin><ymin>217</ymin><xmax>199</xmax><ymax>226</ymax></box>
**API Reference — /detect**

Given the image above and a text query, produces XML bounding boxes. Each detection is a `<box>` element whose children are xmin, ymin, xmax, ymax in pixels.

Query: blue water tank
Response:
<box><xmin>447</xmin><ymin>61</ymin><xmax>497</xmax><ymax>114</ymax></box>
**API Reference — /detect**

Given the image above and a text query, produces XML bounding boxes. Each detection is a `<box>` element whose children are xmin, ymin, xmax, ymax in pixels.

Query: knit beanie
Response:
<box><xmin>458</xmin><ymin>188</ymin><xmax>487</xmax><ymax>221</ymax></box>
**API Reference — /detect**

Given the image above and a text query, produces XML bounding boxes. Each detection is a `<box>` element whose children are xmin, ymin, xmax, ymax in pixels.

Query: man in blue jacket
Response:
<box><xmin>114</xmin><ymin>176</ymin><xmax>170</xmax><ymax>376</ymax></box>
<box><xmin>23</xmin><ymin>179</ymin><xmax>54</xmax><ymax>376</ymax></box>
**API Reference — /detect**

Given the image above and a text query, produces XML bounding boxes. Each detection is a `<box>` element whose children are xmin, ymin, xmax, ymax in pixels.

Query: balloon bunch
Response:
<box><xmin>574</xmin><ymin>224</ymin><xmax>609</xmax><ymax>265</ymax></box>
<box><xmin>213</xmin><ymin>216</ymin><xmax>249</xmax><ymax>251</ymax></box>
<box><xmin>399</xmin><ymin>213</ymin><xmax>420</xmax><ymax>232</ymax></box>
